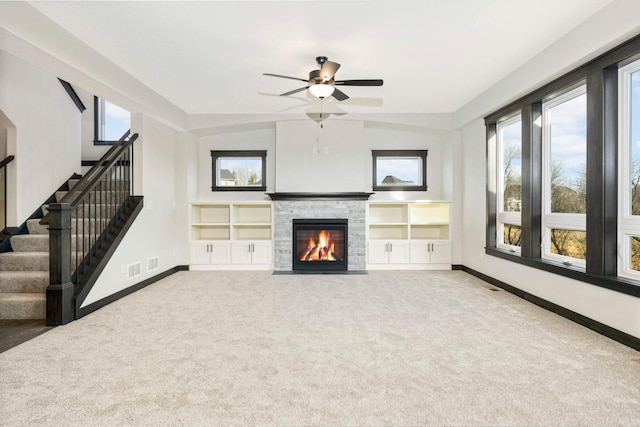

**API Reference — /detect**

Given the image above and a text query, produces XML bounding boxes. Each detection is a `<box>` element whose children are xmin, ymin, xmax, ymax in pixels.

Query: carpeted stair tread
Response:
<box><xmin>0</xmin><ymin>292</ymin><xmax>45</xmax><ymax>319</ymax></box>
<box><xmin>0</xmin><ymin>271</ymin><xmax>48</xmax><ymax>293</ymax></box>
<box><xmin>0</xmin><ymin>252</ymin><xmax>49</xmax><ymax>272</ymax></box>
<box><xmin>10</xmin><ymin>234</ymin><xmax>49</xmax><ymax>252</ymax></box>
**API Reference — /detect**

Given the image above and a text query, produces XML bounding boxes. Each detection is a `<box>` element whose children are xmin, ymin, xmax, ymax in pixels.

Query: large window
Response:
<box><xmin>497</xmin><ymin>115</ymin><xmax>522</xmax><ymax>251</ymax></box>
<box><xmin>484</xmin><ymin>32</ymin><xmax>640</xmax><ymax>298</ymax></box>
<box><xmin>542</xmin><ymin>86</ymin><xmax>587</xmax><ymax>267</ymax></box>
<box><xmin>211</xmin><ymin>150</ymin><xmax>266</xmax><ymax>192</ymax></box>
<box><xmin>618</xmin><ymin>59</ymin><xmax>640</xmax><ymax>280</ymax></box>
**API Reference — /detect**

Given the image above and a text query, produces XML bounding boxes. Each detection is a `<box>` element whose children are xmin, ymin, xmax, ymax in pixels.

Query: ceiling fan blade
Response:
<box><xmin>320</xmin><ymin>60</ymin><xmax>340</xmax><ymax>81</ymax></box>
<box><xmin>263</xmin><ymin>73</ymin><xmax>308</xmax><ymax>82</ymax></box>
<box><xmin>332</xmin><ymin>88</ymin><xmax>349</xmax><ymax>101</ymax></box>
<box><xmin>280</xmin><ymin>86</ymin><xmax>309</xmax><ymax>96</ymax></box>
<box><xmin>334</xmin><ymin>79</ymin><xmax>384</xmax><ymax>86</ymax></box>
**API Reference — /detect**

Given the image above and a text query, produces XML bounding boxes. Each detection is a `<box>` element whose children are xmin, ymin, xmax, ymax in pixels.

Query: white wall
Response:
<box><xmin>0</xmin><ymin>50</ymin><xmax>81</xmax><ymax>224</ymax></box>
<box><xmin>82</xmin><ymin>113</ymin><xmax>180</xmax><ymax>307</ymax></box>
<box><xmin>276</xmin><ymin>120</ymin><xmax>365</xmax><ymax>193</ymax></box>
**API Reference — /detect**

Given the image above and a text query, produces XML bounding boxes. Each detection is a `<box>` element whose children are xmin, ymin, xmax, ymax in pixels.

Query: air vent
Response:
<box><xmin>148</xmin><ymin>257</ymin><xmax>159</xmax><ymax>272</ymax></box>
<box><xmin>127</xmin><ymin>262</ymin><xmax>141</xmax><ymax>279</ymax></box>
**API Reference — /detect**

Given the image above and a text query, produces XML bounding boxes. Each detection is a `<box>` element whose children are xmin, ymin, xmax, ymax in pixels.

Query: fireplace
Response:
<box><xmin>292</xmin><ymin>219</ymin><xmax>348</xmax><ymax>272</ymax></box>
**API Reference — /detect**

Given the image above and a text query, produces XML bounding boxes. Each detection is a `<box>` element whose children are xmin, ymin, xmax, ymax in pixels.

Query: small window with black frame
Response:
<box><xmin>94</xmin><ymin>96</ymin><xmax>131</xmax><ymax>144</ymax></box>
<box><xmin>211</xmin><ymin>150</ymin><xmax>267</xmax><ymax>191</ymax></box>
<box><xmin>372</xmin><ymin>150</ymin><xmax>428</xmax><ymax>191</ymax></box>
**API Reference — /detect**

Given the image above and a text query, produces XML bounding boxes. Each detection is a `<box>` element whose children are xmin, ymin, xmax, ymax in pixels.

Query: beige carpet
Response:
<box><xmin>1</xmin><ymin>270</ymin><xmax>639</xmax><ymax>426</ymax></box>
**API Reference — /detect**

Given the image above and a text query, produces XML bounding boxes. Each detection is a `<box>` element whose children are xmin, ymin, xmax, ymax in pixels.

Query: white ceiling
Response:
<box><xmin>28</xmin><ymin>0</ymin><xmax>613</xmax><ymax>116</ymax></box>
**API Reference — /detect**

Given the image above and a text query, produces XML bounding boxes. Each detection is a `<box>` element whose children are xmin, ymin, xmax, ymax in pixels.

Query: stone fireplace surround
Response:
<box><xmin>271</xmin><ymin>194</ymin><xmax>368</xmax><ymax>271</ymax></box>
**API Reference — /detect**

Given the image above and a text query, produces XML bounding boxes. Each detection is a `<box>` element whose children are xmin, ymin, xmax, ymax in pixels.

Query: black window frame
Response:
<box><xmin>93</xmin><ymin>96</ymin><xmax>131</xmax><ymax>145</ymax></box>
<box><xmin>210</xmin><ymin>150</ymin><xmax>267</xmax><ymax>192</ymax></box>
<box><xmin>484</xmin><ymin>31</ymin><xmax>640</xmax><ymax>299</ymax></box>
<box><xmin>372</xmin><ymin>149</ymin><xmax>428</xmax><ymax>192</ymax></box>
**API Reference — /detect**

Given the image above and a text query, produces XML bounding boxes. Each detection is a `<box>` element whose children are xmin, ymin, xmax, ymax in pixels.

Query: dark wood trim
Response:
<box><xmin>603</xmin><ymin>67</ymin><xmax>619</xmax><ymax>275</ymax></box>
<box><xmin>521</xmin><ymin>103</ymin><xmax>543</xmax><ymax>258</ymax></box>
<box><xmin>459</xmin><ymin>264</ymin><xmax>640</xmax><ymax>352</ymax></box>
<box><xmin>267</xmin><ymin>192</ymin><xmax>373</xmax><ymax>201</ymax></box>
<box><xmin>76</xmin><ymin>265</ymin><xmax>189</xmax><ymax>319</ymax></box>
<box><xmin>451</xmin><ymin>264</ymin><xmax>464</xmax><ymax>270</ymax></box>
<box><xmin>486</xmin><ymin>247</ymin><xmax>640</xmax><ymax>298</ymax></box>
<box><xmin>485</xmin><ymin>124</ymin><xmax>497</xmax><ymax>249</ymax></box>
<box><xmin>210</xmin><ymin>150</ymin><xmax>267</xmax><ymax>192</ymax></box>
<box><xmin>58</xmin><ymin>79</ymin><xmax>86</xmax><ymax>113</ymax></box>
<box><xmin>372</xmin><ymin>149</ymin><xmax>428</xmax><ymax>192</ymax></box>
<box><xmin>586</xmin><ymin>70</ymin><xmax>618</xmax><ymax>275</ymax></box>
<box><xmin>81</xmin><ymin>159</ymin><xmax>130</xmax><ymax>168</ymax></box>
<box><xmin>0</xmin><ymin>155</ymin><xmax>15</xmax><ymax>169</ymax></box>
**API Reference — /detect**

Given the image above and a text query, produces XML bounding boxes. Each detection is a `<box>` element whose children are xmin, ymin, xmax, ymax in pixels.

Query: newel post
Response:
<box><xmin>46</xmin><ymin>203</ymin><xmax>74</xmax><ymax>325</ymax></box>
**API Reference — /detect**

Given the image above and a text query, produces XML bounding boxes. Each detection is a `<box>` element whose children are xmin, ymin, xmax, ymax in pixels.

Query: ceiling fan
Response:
<box><xmin>263</xmin><ymin>56</ymin><xmax>383</xmax><ymax>101</ymax></box>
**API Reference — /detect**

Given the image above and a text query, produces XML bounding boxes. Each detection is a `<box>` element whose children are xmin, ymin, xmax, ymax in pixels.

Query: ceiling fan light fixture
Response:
<box><xmin>309</xmin><ymin>83</ymin><xmax>335</xmax><ymax>99</ymax></box>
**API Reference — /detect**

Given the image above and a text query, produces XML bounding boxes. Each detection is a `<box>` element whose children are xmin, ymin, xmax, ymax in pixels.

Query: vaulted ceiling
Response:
<box><xmin>24</xmin><ymin>0</ymin><xmax>613</xmax><ymax>116</ymax></box>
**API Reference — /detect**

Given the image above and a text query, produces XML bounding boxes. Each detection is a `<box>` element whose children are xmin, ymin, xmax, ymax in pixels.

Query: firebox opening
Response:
<box><xmin>292</xmin><ymin>219</ymin><xmax>348</xmax><ymax>271</ymax></box>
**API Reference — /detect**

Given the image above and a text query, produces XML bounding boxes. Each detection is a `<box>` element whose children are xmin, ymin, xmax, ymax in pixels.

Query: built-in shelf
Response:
<box><xmin>189</xmin><ymin>201</ymin><xmax>273</xmax><ymax>270</ymax></box>
<box><xmin>367</xmin><ymin>201</ymin><xmax>451</xmax><ymax>269</ymax></box>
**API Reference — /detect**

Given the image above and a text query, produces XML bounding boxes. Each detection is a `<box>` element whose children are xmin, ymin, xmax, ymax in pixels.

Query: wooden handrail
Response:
<box><xmin>0</xmin><ymin>155</ymin><xmax>15</xmax><ymax>169</ymax></box>
<box><xmin>60</xmin><ymin>131</ymin><xmax>137</xmax><ymax>208</ymax></box>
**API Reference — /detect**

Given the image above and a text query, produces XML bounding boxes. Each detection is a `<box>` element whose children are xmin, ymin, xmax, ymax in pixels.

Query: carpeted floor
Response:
<box><xmin>1</xmin><ymin>270</ymin><xmax>639</xmax><ymax>426</ymax></box>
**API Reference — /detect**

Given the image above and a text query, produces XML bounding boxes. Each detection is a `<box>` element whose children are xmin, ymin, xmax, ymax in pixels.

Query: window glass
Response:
<box><xmin>548</xmin><ymin>92</ymin><xmax>587</xmax><ymax>214</ymax></box>
<box><xmin>372</xmin><ymin>150</ymin><xmax>428</xmax><ymax>191</ymax></box>
<box><xmin>216</xmin><ymin>157</ymin><xmax>263</xmax><ymax>187</ymax></box>
<box><xmin>500</xmin><ymin>120</ymin><xmax>522</xmax><ymax>212</ymax></box>
<box><xmin>503</xmin><ymin>224</ymin><xmax>522</xmax><ymax>247</ymax></box>
<box><xmin>549</xmin><ymin>229</ymin><xmax>586</xmax><ymax>261</ymax></box>
<box><xmin>103</xmin><ymin>101</ymin><xmax>130</xmax><ymax>141</ymax></box>
<box><xmin>630</xmin><ymin>70</ymin><xmax>640</xmax><ymax>215</ymax></box>
<box><xmin>211</xmin><ymin>150</ymin><xmax>267</xmax><ymax>191</ymax></box>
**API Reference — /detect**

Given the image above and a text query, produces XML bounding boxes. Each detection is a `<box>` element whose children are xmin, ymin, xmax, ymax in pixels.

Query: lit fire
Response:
<box><xmin>300</xmin><ymin>230</ymin><xmax>338</xmax><ymax>261</ymax></box>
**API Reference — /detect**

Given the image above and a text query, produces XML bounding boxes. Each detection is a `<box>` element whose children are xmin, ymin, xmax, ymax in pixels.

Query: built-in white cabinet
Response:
<box><xmin>189</xmin><ymin>202</ymin><xmax>273</xmax><ymax>270</ymax></box>
<box><xmin>231</xmin><ymin>241</ymin><xmax>272</xmax><ymax>265</ymax></box>
<box><xmin>367</xmin><ymin>201</ymin><xmax>451</xmax><ymax>270</ymax></box>
<box><xmin>190</xmin><ymin>241</ymin><xmax>231</xmax><ymax>265</ymax></box>
<box><xmin>368</xmin><ymin>240</ymin><xmax>410</xmax><ymax>264</ymax></box>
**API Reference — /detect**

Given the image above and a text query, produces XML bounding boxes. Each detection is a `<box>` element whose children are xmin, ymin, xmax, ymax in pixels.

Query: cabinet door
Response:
<box><xmin>190</xmin><ymin>242</ymin><xmax>211</xmax><ymax>265</ymax></box>
<box><xmin>250</xmin><ymin>241</ymin><xmax>272</xmax><ymax>265</ymax></box>
<box><xmin>429</xmin><ymin>240</ymin><xmax>451</xmax><ymax>264</ymax></box>
<box><xmin>388</xmin><ymin>240</ymin><xmax>410</xmax><ymax>264</ymax></box>
<box><xmin>410</xmin><ymin>241</ymin><xmax>431</xmax><ymax>264</ymax></box>
<box><xmin>368</xmin><ymin>241</ymin><xmax>389</xmax><ymax>264</ymax></box>
<box><xmin>231</xmin><ymin>242</ymin><xmax>253</xmax><ymax>265</ymax></box>
<box><xmin>209</xmin><ymin>242</ymin><xmax>231</xmax><ymax>264</ymax></box>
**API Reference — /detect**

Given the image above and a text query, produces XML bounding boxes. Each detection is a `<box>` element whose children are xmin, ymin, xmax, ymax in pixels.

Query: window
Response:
<box><xmin>211</xmin><ymin>150</ymin><xmax>266</xmax><ymax>191</ymax></box>
<box><xmin>372</xmin><ymin>150</ymin><xmax>428</xmax><ymax>191</ymax></box>
<box><xmin>618</xmin><ymin>59</ymin><xmax>640</xmax><ymax>280</ymax></box>
<box><xmin>542</xmin><ymin>85</ymin><xmax>587</xmax><ymax>267</ymax></box>
<box><xmin>497</xmin><ymin>115</ymin><xmax>522</xmax><ymax>251</ymax></box>
<box><xmin>484</xmin><ymin>31</ymin><xmax>640</xmax><ymax>298</ymax></box>
<box><xmin>94</xmin><ymin>96</ymin><xmax>131</xmax><ymax>143</ymax></box>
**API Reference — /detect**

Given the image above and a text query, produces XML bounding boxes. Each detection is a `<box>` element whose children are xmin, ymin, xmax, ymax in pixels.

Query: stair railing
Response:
<box><xmin>44</xmin><ymin>131</ymin><xmax>138</xmax><ymax>325</ymax></box>
<box><xmin>0</xmin><ymin>155</ymin><xmax>15</xmax><ymax>236</ymax></box>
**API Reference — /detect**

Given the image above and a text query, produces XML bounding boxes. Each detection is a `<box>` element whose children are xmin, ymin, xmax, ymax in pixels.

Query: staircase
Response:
<box><xmin>0</xmin><ymin>132</ymin><xmax>142</xmax><ymax>324</ymax></box>
<box><xmin>0</xmin><ymin>178</ymin><xmax>81</xmax><ymax>320</ymax></box>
